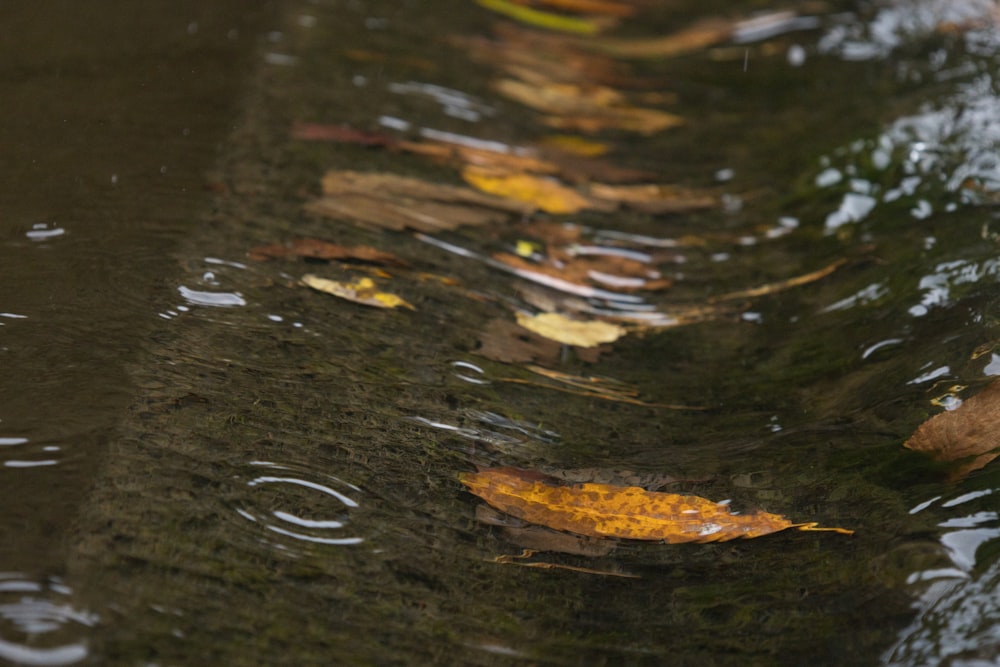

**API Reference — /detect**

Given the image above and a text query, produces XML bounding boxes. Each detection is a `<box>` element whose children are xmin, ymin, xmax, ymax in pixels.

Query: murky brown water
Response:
<box><xmin>3</xmin><ymin>0</ymin><xmax>1000</xmax><ymax>665</ymax></box>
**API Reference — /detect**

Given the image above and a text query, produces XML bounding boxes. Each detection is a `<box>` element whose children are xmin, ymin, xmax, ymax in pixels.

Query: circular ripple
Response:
<box><xmin>232</xmin><ymin>461</ymin><xmax>364</xmax><ymax>554</ymax></box>
<box><xmin>0</xmin><ymin>573</ymin><xmax>98</xmax><ymax>666</ymax></box>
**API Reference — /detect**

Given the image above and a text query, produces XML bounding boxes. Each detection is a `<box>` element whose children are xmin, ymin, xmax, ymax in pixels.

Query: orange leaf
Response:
<box><xmin>460</xmin><ymin>468</ymin><xmax>853</xmax><ymax>543</ymax></box>
<box><xmin>905</xmin><ymin>378</ymin><xmax>1000</xmax><ymax>478</ymax></box>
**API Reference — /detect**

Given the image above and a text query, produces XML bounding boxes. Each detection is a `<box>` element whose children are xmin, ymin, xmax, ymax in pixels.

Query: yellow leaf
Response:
<box><xmin>537</xmin><ymin>135</ymin><xmax>610</xmax><ymax>157</ymax></box>
<box><xmin>515</xmin><ymin>311</ymin><xmax>625</xmax><ymax>347</ymax></box>
<box><xmin>461</xmin><ymin>166</ymin><xmax>593</xmax><ymax>215</ymax></box>
<box><xmin>475</xmin><ymin>0</ymin><xmax>606</xmax><ymax>35</ymax></box>
<box><xmin>302</xmin><ymin>274</ymin><xmax>415</xmax><ymax>310</ymax></box>
<box><xmin>461</xmin><ymin>468</ymin><xmax>854</xmax><ymax>543</ymax></box>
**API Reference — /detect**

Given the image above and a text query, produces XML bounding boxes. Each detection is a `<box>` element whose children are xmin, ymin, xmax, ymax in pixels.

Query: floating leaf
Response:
<box><xmin>397</xmin><ymin>139</ymin><xmax>561</xmax><ymax>174</ymax></box>
<box><xmin>586</xmin><ymin>17</ymin><xmax>733</xmax><ymax>59</ymax></box>
<box><xmin>905</xmin><ymin>378</ymin><xmax>1000</xmax><ymax>478</ymax></box>
<box><xmin>302</xmin><ymin>274</ymin><xmax>414</xmax><ymax>310</ymax></box>
<box><xmin>477</xmin><ymin>318</ymin><xmax>606</xmax><ymax>364</ymax></box>
<box><xmin>460</xmin><ymin>468</ymin><xmax>854</xmax><ymax>543</ymax></box>
<box><xmin>494</xmin><ymin>78</ymin><xmax>683</xmax><ymax>134</ymax></box>
<box><xmin>248</xmin><ymin>238</ymin><xmax>408</xmax><ymax>266</ymax></box>
<box><xmin>475</xmin><ymin>0</ymin><xmax>609</xmax><ymax>34</ymax></box>
<box><xmin>515</xmin><ymin>311</ymin><xmax>625</xmax><ymax>347</ymax></box>
<box><xmin>461</xmin><ymin>165</ymin><xmax>596</xmax><ymax>214</ymax></box>
<box><xmin>587</xmin><ymin>182</ymin><xmax>718</xmax><ymax>214</ymax></box>
<box><xmin>307</xmin><ymin>170</ymin><xmax>530</xmax><ymax>232</ymax></box>
<box><xmin>528</xmin><ymin>0</ymin><xmax>636</xmax><ymax>17</ymax></box>
<box><xmin>537</xmin><ymin>134</ymin><xmax>610</xmax><ymax>157</ymax></box>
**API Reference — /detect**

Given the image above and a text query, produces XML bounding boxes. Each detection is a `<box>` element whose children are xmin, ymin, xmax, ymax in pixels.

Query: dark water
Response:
<box><xmin>3</xmin><ymin>0</ymin><xmax>1000</xmax><ymax>665</ymax></box>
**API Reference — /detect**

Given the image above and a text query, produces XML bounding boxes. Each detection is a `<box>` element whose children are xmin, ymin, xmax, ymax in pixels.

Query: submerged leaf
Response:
<box><xmin>494</xmin><ymin>78</ymin><xmax>683</xmax><ymax>134</ymax></box>
<box><xmin>461</xmin><ymin>468</ymin><xmax>854</xmax><ymax>543</ymax></box>
<box><xmin>515</xmin><ymin>311</ymin><xmax>626</xmax><ymax>347</ymax></box>
<box><xmin>905</xmin><ymin>378</ymin><xmax>1000</xmax><ymax>478</ymax></box>
<box><xmin>461</xmin><ymin>165</ymin><xmax>595</xmax><ymax>214</ymax></box>
<box><xmin>587</xmin><ymin>182</ymin><xmax>718</xmax><ymax>214</ymax></box>
<box><xmin>248</xmin><ymin>238</ymin><xmax>408</xmax><ymax>266</ymax></box>
<box><xmin>302</xmin><ymin>274</ymin><xmax>415</xmax><ymax>310</ymax></box>
<box><xmin>587</xmin><ymin>17</ymin><xmax>733</xmax><ymax>58</ymax></box>
<box><xmin>307</xmin><ymin>170</ymin><xmax>530</xmax><ymax>232</ymax></box>
<box><xmin>475</xmin><ymin>0</ymin><xmax>609</xmax><ymax>34</ymax></box>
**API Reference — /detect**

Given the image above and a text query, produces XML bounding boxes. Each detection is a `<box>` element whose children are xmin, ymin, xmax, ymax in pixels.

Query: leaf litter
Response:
<box><xmin>279</xmin><ymin>0</ymin><xmax>867</xmax><ymax>565</ymax></box>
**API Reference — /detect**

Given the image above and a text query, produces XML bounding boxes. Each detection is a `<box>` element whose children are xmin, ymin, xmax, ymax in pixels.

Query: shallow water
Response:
<box><xmin>3</xmin><ymin>0</ymin><xmax>1000</xmax><ymax>665</ymax></box>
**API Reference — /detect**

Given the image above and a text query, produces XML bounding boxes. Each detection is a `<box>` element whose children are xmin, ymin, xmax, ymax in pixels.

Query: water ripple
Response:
<box><xmin>0</xmin><ymin>574</ymin><xmax>97</xmax><ymax>667</ymax></box>
<box><xmin>231</xmin><ymin>462</ymin><xmax>364</xmax><ymax>554</ymax></box>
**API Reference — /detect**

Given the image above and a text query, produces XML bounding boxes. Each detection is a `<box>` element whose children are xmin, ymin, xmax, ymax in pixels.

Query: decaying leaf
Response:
<box><xmin>306</xmin><ymin>170</ymin><xmax>530</xmax><ymax>232</ymax></box>
<box><xmin>476</xmin><ymin>504</ymin><xmax>615</xmax><ymax>556</ymax></box>
<box><xmin>905</xmin><ymin>378</ymin><xmax>1000</xmax><ymax>478</ymax></box>
<box><xmin>248</xmin><ymin>238</ymin><xmax>408</xmax><ymax>266</ymax></box>
<box><xmin>461</xmin><ymin>165</ymin><xmax>597</xmax><ymax>214</ymax></box>
<box><xmin>528</xmin><ymin>0</ymin><xmax>636</xmax><ymax>18</ymax></box>
<box><xmin>475</xmin><ymin>0</ymin><xmax>612</xmax><ymax>35</ymax></box>
<box><xmin>515</xmin><ymin>311</ymin><xmax>626</xmax><ymax>347</ymax></box>
<box><xmin>461</xmin><ymin>468</ymin><xmax>854</xmax><ymax>543</ymax></box>
<box><xmin>476</xmin><ymin>318</ymin><xmax>606</xmax><ymax>364</ymax></box>
<box><xmin>302</xmin><ymin>274</ymin><xmax>415</xmax><ymax>310</ymax></box>
<box><xmin>587</xmin><ymin>17</ymin><xmax>734</xmax><ymax>58</ymax></box>
<box><xmin>398</xmin><ymin>139</ymin><xmax>562</xmax><ymax>175</ymax></box>
<box><xmin>494</xmin><ymin>78</ymin><xmax>683</xmax><ymax>134</ymax></box>
<box><xmin>587</xmin><ymin>182</ymin><xmax>718</xmax><ymax>214</ymax></box>
<box><xmin>492</xmin><ymin>250</ymin><xmax>672</xmax><ymax>292</ymax></box>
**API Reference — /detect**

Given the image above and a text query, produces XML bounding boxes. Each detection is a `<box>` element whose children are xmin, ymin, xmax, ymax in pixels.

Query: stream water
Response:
<box><xmin>2</xmin><ymin>1</ymin><xmax>1000</xmax><ymax>665</ymax></box>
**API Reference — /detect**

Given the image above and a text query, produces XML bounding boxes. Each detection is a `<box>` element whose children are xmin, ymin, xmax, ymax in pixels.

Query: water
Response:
<box><xmin>3</xmin><ymin>0</ymin><xmax>1000</xmax><ymax>665</ymax></box>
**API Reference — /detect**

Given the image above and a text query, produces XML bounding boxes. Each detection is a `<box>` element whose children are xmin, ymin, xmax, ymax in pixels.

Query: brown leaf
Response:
<box><xmin>475</xmin><ymin>504</ymin><xmax>615</xmax><ymax>556</ymax></box>
<box><xmin>587</xmin><ymin>17</ymin><xmax>734</xmax><ymax>59</ymax></box>
<box><xmin>248</xmin><ymin>238</ymin><xmax>408</xmax><ymax>266</ymax></box>
<box><xmin>905</xmin><ymin>378</ymin><xmax>1000</xmax><ymax>478</ymax></box>
<box><xmin>492</xmin><ymin>251</ymin><xmax>670</xmax><ymax>293</ymax></box>
<box><xmin>476</xmin><ymin>318</ymin><xmax>606</xmax><ymax>364</ymax></box>
<box><xmin>587</xmin><ymin>182</ymin><xmax>718</xmax><ymax>214</ymax></box>
<box><xmin>397</xmin><ymin>140</ymin><xmax>561</xmax><ymax>175</ymax></box>
<box><xmin>306</xmin><ymin>170</ymin><xmax>531</xmax><ymax>232</ymax></box>
<box><xmin>494</xmin><ymin>78</ymin><xmax>683</xmax><ymax>134</ymax></box>
<box><xmin>461</xmin><ymin>468</ymin><xmax>853</xmax><ymax>543</ymax></box>
<box><xmin>290</xmin><ymin>122</ymin><xmax>395</xmax><ymax>145</ymax></box>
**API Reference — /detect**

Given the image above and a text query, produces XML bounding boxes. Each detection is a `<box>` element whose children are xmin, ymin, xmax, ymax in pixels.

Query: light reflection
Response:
<box><xmin>890</xmin><ymin>488</ymin><xmax>1000</xmax><ymax>663</ymax></box>
<box><xmin>0</xmin><ymin>574</ymin><xmax>97</xmax><ymax>667</ymax></box>
<box><xmin>25</xmin><ymin>224</ymin><xmax>66</xmax><ymax>241</ymax></box>
<box><xmin>388</xmin><ymin>81</ymin><xmax>495</xmax><ymax>122</ymax></box>
<box><xmin>234</xmin><ymin>462</ymin><xmax>363</xmax><ymax>552</ymax></box>
<box><xmin>177</xmin><ymin>286</ymin><xmax>247</xmax><ymax>308</ymax></box>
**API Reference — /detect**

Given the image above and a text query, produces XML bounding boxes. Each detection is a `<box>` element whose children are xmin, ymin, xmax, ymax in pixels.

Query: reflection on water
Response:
<box><xmin>0</xmin><ymin>573</ymin><xmax>97</xmax><ymax>667</ymax></box>
<box><xmin>233</xmin><ymin>461</ymin><xmax>364</xmax><ymax>551</ymax></box>
<box><xmin>886</xmin><ymin>488</ymin><xmax>1000</xmax><ymax>665</ymax></box>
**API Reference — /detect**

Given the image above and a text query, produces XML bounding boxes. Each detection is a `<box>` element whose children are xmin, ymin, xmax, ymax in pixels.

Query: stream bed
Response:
<box><xmin>2</xmin><ymin>1</ymin><xmax>1000</xmax><ymax>665</ymax></box>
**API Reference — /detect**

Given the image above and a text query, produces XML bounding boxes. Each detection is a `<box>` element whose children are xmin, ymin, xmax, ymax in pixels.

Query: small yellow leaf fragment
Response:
<box><xmin>516</xmin><ymin>311</ymin><xmax>625</xmax><ymax>347</ymax></box>
<box><xmin>461</xmin><ymin>166</ymin><xmax>592</xmax><ymax>215</ymax></box>
<box><xmin>302</xmin><ymin>274</ymin><xmax>415</xmax><ymax>310</ymax></box>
